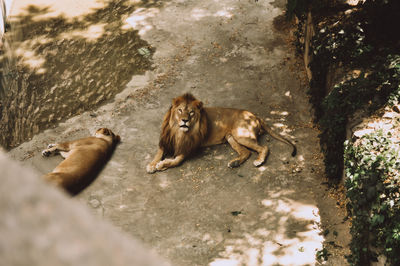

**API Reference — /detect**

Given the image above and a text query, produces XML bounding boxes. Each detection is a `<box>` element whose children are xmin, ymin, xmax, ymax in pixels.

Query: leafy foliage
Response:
<box><xmin>305</xmin><ymin>0</ymin><xmax>400</xmax><ymax>181</ymax></box>
<box><xmin>316</xmin><ymin>53</ymin><xmax>400</xmax><ymax>180</ymax></box>
<box><xmin>345</xmin><ymin>130</ymin><xmax>400</xmax><ymax>265</ymax></box>
<box><xmin>287</xmin><ymin>0</ymin><xmax>400</xmax><ymax>264</ymax></box>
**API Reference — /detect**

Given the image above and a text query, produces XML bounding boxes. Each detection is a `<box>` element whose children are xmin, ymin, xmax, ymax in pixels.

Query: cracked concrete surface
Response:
<box><xmin>7</xmin><ymin>0</ymin><xmax>350</xmax><ymax>265</ymax></box>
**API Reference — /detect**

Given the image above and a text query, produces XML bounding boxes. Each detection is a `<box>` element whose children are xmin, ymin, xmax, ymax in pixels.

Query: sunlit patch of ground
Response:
<box><xmin>210</xmin><ymin>190</ymin><xmax>323</xmax><ymax>266</ymax></box>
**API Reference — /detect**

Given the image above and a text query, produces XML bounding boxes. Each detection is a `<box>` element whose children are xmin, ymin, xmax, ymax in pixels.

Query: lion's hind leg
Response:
<box><xmin>233</xmin><ymin>135</ymin><xmax>269</xmax><ymax>167</ymax></box>
<box><xmin>226</xmin><ymin>135</ymin><xmax>251</xmax><ymax>168</ymax></box>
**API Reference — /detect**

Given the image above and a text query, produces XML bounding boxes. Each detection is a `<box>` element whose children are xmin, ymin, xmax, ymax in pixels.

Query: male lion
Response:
<box><xmin>146</xmin><ymin>93</ymin><xmax>296</xmax><ymax>173</ymax></box>
<box><xmin>42</xmin><ymin>128</ymin><xmax>120</xmax><ymax>194</ymax></box>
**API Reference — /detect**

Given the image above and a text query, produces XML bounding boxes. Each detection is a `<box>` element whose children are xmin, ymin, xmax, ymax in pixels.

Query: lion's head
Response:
<box><xmin>95</xmin><ymin>128</ymin><xmax>121</xmax><ymax>144</ymax></box>
<box><xmin>159</xmin><ymin>93</ymin><xmax>208</xmax><ymax>157</ymax></box>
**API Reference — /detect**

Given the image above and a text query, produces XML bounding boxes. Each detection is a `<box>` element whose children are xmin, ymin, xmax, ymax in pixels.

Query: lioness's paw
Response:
<box><xmin>146</xmin><ymin>164</ymin><xmax>157</xmax><ymax>174</ymax></box>
<box><xmin>42</xmin><ymin>149</ymin><xmax>51</xmax><ymax>157</ymax></box>
<box><xmin>47</xmin><ymin>143</ymin><xmax>56</xmax><ymax>149</ymax></box>
<box><xmin>228</xmin><ymin>160</ymin><xmax>241</xmax><ymax>168</ymax></box>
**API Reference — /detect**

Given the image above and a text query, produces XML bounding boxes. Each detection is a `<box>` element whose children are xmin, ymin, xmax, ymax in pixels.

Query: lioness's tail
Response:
<box><xmin>259</xmin><ymin>119</ymin><xmax>297</xmax><ymax>157</ymax></box>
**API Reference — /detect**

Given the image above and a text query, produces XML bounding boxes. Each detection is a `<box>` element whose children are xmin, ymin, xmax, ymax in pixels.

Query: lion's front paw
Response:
<box><xmin>155</xmin><ymin>161</ymin><xmax>168</xmax><ymax>171</ymax></box>
<box><xmin>146</xmin><ymin>163</ymin><xmax>157</xmax><ymax>174</ymax></box>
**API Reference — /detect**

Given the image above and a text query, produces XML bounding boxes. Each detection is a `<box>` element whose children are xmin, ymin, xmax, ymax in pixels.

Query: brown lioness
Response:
<box><xmin>146</xmin><ymin>93</ymin><xmax>296</xmax><ymax>173</ymax></box>
<box><xmin>42</xmin><ymin>128</ymin><xmax>120</xmax><ymax>194</ymax></box>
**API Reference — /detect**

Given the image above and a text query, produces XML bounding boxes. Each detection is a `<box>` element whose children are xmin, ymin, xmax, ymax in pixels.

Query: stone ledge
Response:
<box><xmin>0</xmin><ymin>151</ymin><xmax>169</xmax><ymax>266</ymax></box>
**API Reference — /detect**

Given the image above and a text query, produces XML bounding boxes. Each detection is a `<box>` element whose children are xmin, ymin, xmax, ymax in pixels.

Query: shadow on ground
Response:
<box><xmin>0</xmin><ymin>0</ymin><xmax>162</xmax><ymax>149</ymax></box>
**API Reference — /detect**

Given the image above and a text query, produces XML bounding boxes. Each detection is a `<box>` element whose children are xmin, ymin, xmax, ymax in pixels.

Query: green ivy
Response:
<box><xmin>287</xmin><ymin>0</ymin><xmax>400</xmax><ymax>264</ymax></box>
<box><xmin>387</xmin><ymin>56</ymin><xmax>400</xmax><ymax>107</ymax></box>
<box><xmin>345</xmin><ymin>130</ymin><xmax>400</xmax><ymax>265</ymax></box>
<box><xmin>306</xmin><ymin>6</ymin><xmax>400</xmax><ymax>180</ymax></box>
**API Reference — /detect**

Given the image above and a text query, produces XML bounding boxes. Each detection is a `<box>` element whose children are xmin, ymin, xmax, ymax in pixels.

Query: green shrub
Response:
<box><xmin>307</xmin><ymin>5</ymin><xmax>400</xmax><ymax>180</ymax></box>
<box><xmin>345</xmin><ymin>130</ymin><xmax>400</xmax><ymax>265</ymax></box>
<box><xmin>287</xmin><ymin>1</ymin><xmax>400</xmax><ymax>264</ymax></box>
<box><xmin>314</xmin><ymin>53</ymin><xmax>399</xmax><ymax>180</ymax></box>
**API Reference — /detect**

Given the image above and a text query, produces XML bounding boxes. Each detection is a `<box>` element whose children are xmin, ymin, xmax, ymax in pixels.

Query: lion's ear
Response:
<box><xmin>194</xmin><ymin>100</ymin><xmax>203</xmax><ymax>110</ymax></box>
<box><xmin>172</xmin><ymin>97</ymin><xmax>182</xmax><ymax>106</ymax></box>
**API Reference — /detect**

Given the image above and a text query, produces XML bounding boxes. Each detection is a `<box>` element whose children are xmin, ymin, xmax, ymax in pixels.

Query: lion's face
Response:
<box><xmin>170</xmin><ymin>94</ymin><xmax>203</xmax><ymax>133</ymax></box>
<box><xmin>171</xmin><ymin>98</ymin><xmax>202</xmax><ymax>133</ymax></box>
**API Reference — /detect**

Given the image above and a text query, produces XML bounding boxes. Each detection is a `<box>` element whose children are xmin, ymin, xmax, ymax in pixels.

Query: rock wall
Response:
<box><xmin>0</xmin><ymin>1</ymin><xmax>154</xmax><ymax>149</ymax></box>
<box><xmin>0</xmin><ymin>151</ymin><xmax>169</xmax><ymax>266</ymax></box>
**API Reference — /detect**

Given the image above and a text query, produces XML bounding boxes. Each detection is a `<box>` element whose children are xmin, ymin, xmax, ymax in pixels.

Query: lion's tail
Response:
<box><xmin>259</xmin><ymin>118</ymin><xmax>297</xmax><ymax>157</ymax></box>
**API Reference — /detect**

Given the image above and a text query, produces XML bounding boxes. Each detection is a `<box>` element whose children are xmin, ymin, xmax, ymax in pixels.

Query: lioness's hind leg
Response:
<box><xmin>226</xmin><ymin>135</ymin><xmax>251</xmax><ymax>168</ymax></box>
<box><xmin>234</xmin><ymin>136</ymin><xmax>269</xmax><ymax>167</ymax></box>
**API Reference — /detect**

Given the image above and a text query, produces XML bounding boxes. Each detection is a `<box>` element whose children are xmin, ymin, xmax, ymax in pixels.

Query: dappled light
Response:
<box><xmin>265</xmin><ymin>107</ymin><xmax>295</xmax><ymax>138</ymax></box>
<box><xmin>190</xmin><ymin>7</ymin><xmax>234</xmax><ymax>21</ymax></box>
<box><xmin>124</xmin><ymin>7</ymin><xmax>160</xmax><ymax>35</ymax></box>
<box><xmin>297</xmin><ymin>155</ymin><xmax>305</xmax><ymax>162</ymax></box>
<box><xmin>210</xmin><ymin>189</ymin><xmax>323</xmax><ymax>266</ymax></box>
<box><xmin>272</xmin><ymin>122</ymin><xmax>294</xmax><ymax>136</ymax></box>
<box><xmin>14</xmin><ymin>47</ymin><xmax>46</xmax><ymax>73</ymax></box>
<box><xmin>258</xmin><ymin>166</ymin><xmax>267</xmax><ymax>172</ymax></box>
<box><xmin>12</xmin><ymin>1</ymin><xmax>105</xmax><ymax>19</ymax></box>
<box><xmin>158</xmin><ymin>174</ymin><xmax>170</xmax><ymax>189</ymax></box>
<box><xmin>0</xmin><ymin>0</ymin><xmax>159</xmax><ymax>148</ymax></box>
<box><xmin>59</xmin><ymin>23</ymin><xmax>108</xmax><ymax>42</ymax></box>
<box><xmin>235</xmin><ymin>127</ymin><xmax>256</xmax><ymax>139</ymax></box>
<box><xmin>270</xmin><ymin>110</ymin><xmax>289</xmax><ymax>116</ymax></box>
<box><xmin>273</xmin><ymin>123</ymin><xmax>286</xmax><ymax>129</ymax></box>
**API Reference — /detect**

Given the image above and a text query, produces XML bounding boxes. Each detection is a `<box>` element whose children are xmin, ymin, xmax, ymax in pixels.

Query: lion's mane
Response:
<box><xmin>159</xmin><ymin>93</ymin><xmax>208</xmax><ymax>157</ymax></box>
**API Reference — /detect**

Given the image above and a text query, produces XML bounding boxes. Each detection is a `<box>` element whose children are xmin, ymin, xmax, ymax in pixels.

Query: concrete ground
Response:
<box><xmin>8</xmin><ymin>0</ymin><xmax>350</xmax><ymax>265</ymax></box>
